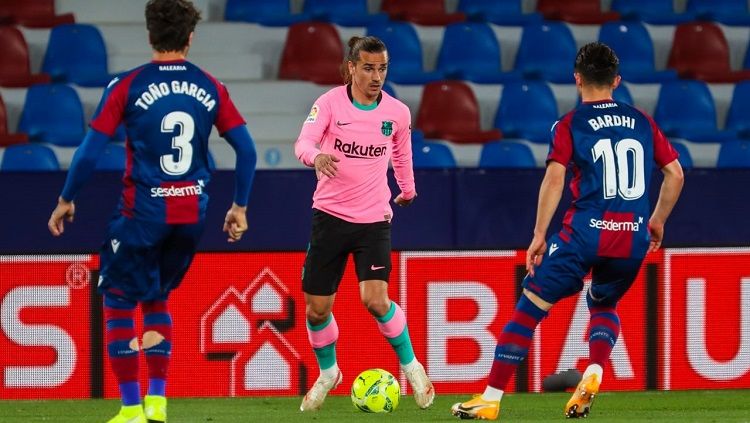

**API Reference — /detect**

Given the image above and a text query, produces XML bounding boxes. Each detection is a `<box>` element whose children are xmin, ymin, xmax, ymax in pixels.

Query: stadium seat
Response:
<box><xmin>381</xmin><ymin>0</ymin><xmax>465</xmax><ymax>26</ymax></box>
<box><xmin>436</xmin><ymin>22</ymin><xmax>522</xmax><ymax>83</ymax></box>
<box><xmin>279</xmin><ymin>22</ymin><xmax>343</xmax><ymax>85</ymax></box>
<box><xmin>224</xmin><ymin>0</ymin><xmax>310</xmax><ymax>26</ymax></box>
<box><xmin>725</xmin><ymin>81</ymin><xmax>750</xmax><ymax>138</ymax></box>
<box><xmin>669</xmin><ymin>141</ymin><xmax>693</xmax><ymax>169</ymax></box>
<box><xmin>303</xmin><ymin>0</ymin><xmax>388</xmax><ymax>26</ymax></box>
<box><xmin>479</xmin><ymin>140</ymin><xmax>536</xmax><ymax>168</ymax></box>
<box><xmin>667</xmin><ymin>22</ymin><xmax>750</xmax><ymax>83</ymax></box>
<box><xmin>686</xmin><ymin>0</ymin><xmax>750</xmax><ymax>26</ymax></box>
<box><xmin>367</xmin><ymin>22</ymin><xmax>445</xmax><ymax>84</ymax></box>
<box><xmin>382</xmin><ymin>82</ymin><xmax>398</xmax><ymax>99</ymax></box>
<box><xmin>412</xmin><ymin>142</ymin><xmax>457</xmax><ymax>168</ymax></box>
<box><xmin>0</xmin><ymin>0</ymin><xmax>74</xmax><ymax>28</ymax></box>
<box><xmin>613</xmin><ymin>84</ymin><xmax>634</xmax><ymax>105</ymax></box>
<box><xmin>495</xmin><ymin>81</ymin><xmax>557</xmax><ymax>143</ymax></box>
<box><xmin>0</xmin><ymin>95</ymin><xmax>29</xmax><ymax>147</ymax></box>
<box><xmin>716</xmin><ymin>140</ymin><xmax>750</xmax><ymax>168</ymax></box>
<box><xmin>96</xmin><ymin>143</ymin><xmax>126</xmax><ymax>171</ymax></box>
<box><xmin>18</xmin><ymin>84</ymin><xmax>86</xmax><ymax>147</ymax></box>
<box><xmin>457</xmin><ymin>0</ymin><xmax>542</xmax><ymax>25</ymax></box>
<box><xmin>654</xmin><ymin>80</ymin><xmax>735</xmax><ymax>143</ymax></box>
<box><xmin>0</xmin><ymin>143</ymin><xmax>59</xmax><ymax>171</ymax></box>
<box><xmin>610</xmin><ymin>0</ymin><xmax>695</xmax><ymax>24</ymax></box>
<box><xmin>416</xmin><ymin>81</ymin><xmax>502</xmax><ymax>144</ymax></box>
<box><xmin>537</xmin><ymin>0</ymin><xmax>619</xmax><ymax>24</ymax></box>
<box><xmin>515</xmin><ymin>23</ymin><xmax>577</xmax><ymax>83</ymax></box>
<box><xmin>0</xmin><ymin>26</ymin><xmax>52</xmax><ymax>87</ymax></box>
<box><xmin>598</xmin><ymin>22</ymin><xmax>678</xmax><ymax>83</ymax></box>
<box><xmin>42</xmin><ymin>24</ymin><xmax>114</xmax><ymax>87</ymax></box>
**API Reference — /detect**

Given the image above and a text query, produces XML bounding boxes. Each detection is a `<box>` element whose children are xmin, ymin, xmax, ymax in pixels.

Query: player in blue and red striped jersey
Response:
<box><xmin>47</xmin><ymin>1</ymin><xmax>256</xmax><ymax>422</ymax></box>
<box><xmin>452</xmin><ymin>42</ymin><xmax>684</xmax><ymax>420</ymax></box>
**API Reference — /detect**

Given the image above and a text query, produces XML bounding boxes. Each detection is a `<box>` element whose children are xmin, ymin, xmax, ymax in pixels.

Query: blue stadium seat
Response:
<box><xmin>654</xmin><ymin>80</ymin><xmax>735</xmax><ymax>143</ymax></box>
<box><xmin>42</xmin><ymin>24</ymin><xmax>113</xmax><ymax>87</ymax></box>
<box><xmin>436</xmin><ymin>22</ymin><xmax>521</xmax><ymax>83</ymax></box>
<box><xmin>716</xmin><ymin>140</ymin><xmax>750</xmax><ymax>168</ymax></box>
<box><xmin>412</xmin><ymin>142</ymin><xmax>456</xmax><ymax>168</ymax></box>
<box><xmin>686</xmin><ymin>0</ymin><xmax>750</xmax><ymax>26</ymax></box>
<box><xmin>367</xmin><ymin>22</ymin><xmax>445</xmax><ymax>84</ymax></box>
<box><xmin>598</xmin><ymin>22</ymin><xmax>678</xmax><ymax>83</ymax></box>
<box><xmin>96</xmin><ymin>143</ymin><xmax>126</xmax><ymax>171</ymax></box>
<box><xmin>303</xmin><ymin>0</ymin><xmax>388</xmax><ymax>26</ymax></box>
<box><xmin>495</xmin><ymin>81</ymin><xmax>558</xmax><ymax>143</ymax></box>
<box><xmin>382</xmin><ymin>82</ymin><xmax>398</xmax><ymax>99</ymax></box>
<box><xmin>224</xmin><ymin>0</ymin><xmax>310</xmax><ymax>26</ymax></box>
<box><xmin>457</xmin><ymin>0</ymin><xmax>542</xmax><ymax>25</ymax></box>
<box><xmin>669</xmin><ymin>141</ymin><xmax>693</xmax><ymax>169</ymax></box>
<box><xmin>514</xmin><ymin>22</ymin><xmax>577</xmax><ymax>83</ymax></box>
<box><xmin>611</xmin><ymin>0</ymin><xmax>695</xmax><ymax>24</ymax></box>
<box><xmin>0</xmin><ymin>143</ymin><xmax>59</xmax><ymax>171</ymax></box>
<box><xmin>725</xmin><ymin>81</ymin><xmax>750</xmax><ymax>138</ymax></box>
<box><xmin>18</xmin><ymin>84</ymin><xmax>85</xmax><ymax>147</ymax></box>
<box><xmin>479</xmin><ymin>140</ymin><xmax>536</xmax><ymax>168</ymax></box>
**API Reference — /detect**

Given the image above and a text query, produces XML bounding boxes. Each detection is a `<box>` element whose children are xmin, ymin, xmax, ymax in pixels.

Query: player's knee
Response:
<box><xmin>363</xmin><ymin>297</ymin><xmax>390</xmax><ymax>317</ymax></box>
<box><xmin>305</xmin><ymin>306</ymin><xmax>331</xmax><ymax>326</ymax></box>
<box><xmin>142</xmin><ymin>330</ymin><xmax>165</xmax><ymax>349</ymax></box>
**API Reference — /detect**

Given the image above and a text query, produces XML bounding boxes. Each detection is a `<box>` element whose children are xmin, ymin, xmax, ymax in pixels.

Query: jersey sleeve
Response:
<box><xmin>212</xmin><ymin>81</ymin><xmax>246</xmax><ymax>135</ymax></box>
<box><xmin>294</xmin><ymin>94</ymin><xmax>332</xmax><ymax>167</ymax></box>
<box><xmin>646</xmin><ymin>114</ymin><xmax>679</xmax><ymax>168</ymax></box>
<box><xmin>391</xmin><ymin>106</ymin><xmax>416</xmax><ymax>199</ymax></box>
<box><xmin>546</xmin><ymin>112</ymin><xmax>575</xmax><ymax>166</ymax></box>
<box><xmin>89</xmin><ymin>74</ymin><xmax>133</xmax><ymax>137</ymax></box>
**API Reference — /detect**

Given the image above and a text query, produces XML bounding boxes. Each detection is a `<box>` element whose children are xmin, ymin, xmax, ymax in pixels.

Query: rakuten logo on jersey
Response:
<box><xmin>150</xmin><ymin>181</ymin><xmax>204</xmax><ymax>198</ymax></box>
<box><xmin>589</xmin><ymin>217</ymin><xmax>640</xmax><ymax>232</ymax></box>
<box><xmin>334</xmin><ymin>138</ymin><xmax>386</xmax><ymax>159</ymax></box>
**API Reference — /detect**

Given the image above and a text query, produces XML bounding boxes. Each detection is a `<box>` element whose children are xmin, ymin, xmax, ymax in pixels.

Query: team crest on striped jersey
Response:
<box><xmin>381</xmin><ymin>120</ymin><xmax>393</xmax><ymax>136</ymax></box>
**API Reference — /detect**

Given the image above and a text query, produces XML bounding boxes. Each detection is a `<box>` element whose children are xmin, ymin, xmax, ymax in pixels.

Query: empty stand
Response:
<box><xmin>224</xmin><ymin>0</ymin><xmax>310</xmax><ymax>26</ymax></box>
<box><xmin>725</xmin><ymin>81</ymin><xmax>750</xmax><ymax>138</ymax></box>
<box><xmin>0</xmin><ymin>95</ymin><xmax>28</xmax><ymax>147</ymax></box>
<box><xmin>716</xmin><ymin>140</ymin><xmax>750</xmax><ymax>167</ymax></box>
<box><xmin>610</xmin><ymin>0</ymin><xmax>695</xmax><ymax>24</ymax></box>
<box><xmin>457</xmin><ymin>0</ymin><xmax>542</xmax><ymax>25</ymax></box>
<box><xmin>0</xmin><ymin>26</ymin><xmax>51</xmax><ymax>87</ymax></box>
<box><xmin>668</xmin><ymin>22</ymin><xmax>750</xmax><ymax>83</ymax></box>
<box><xmin>515</xmin><ymin>22</ymin><xmax>577</xmax><ymax>83</ymax></box>
<box><xmin>598</xmin><ymin>22</ymin><xmax>678</xmax><ymax>83</ymax></box>
<box><xmin>416</xmin><ymin>81</ymin><xmax>502</xmax><ymax>144</ymax></box>
<box><xmin>412</xmin><ymin>142</ymin><xmax>457</xmax><ymax>168</ymax></box>
<box><xmin>0</xmin><ymin>0</ymin><xmax>74</xmax><ymax>28</ymax></box>
<box><xmin>537</xmin><ymin>0</ymin><xmax>619</xmax><ymax>24</ymax></box>
<box><xmin>654</xmin><ymin>80</ymin><xmax>735</xmax><ymax>143</ymax></box>
<box><xmin>686</xmin><ymin>0</ymin><xmax>750</xmax><ymax>26</ymax></box>
<box><xmin>367</xmin><ymin>22</ymin><xmax>445</xmax><ymax>84</ymax></box>
<box><xmin>0</xmin><ymin>143</ymin><xmax>59</xmax><ymax>171</ymax></box>
<box><xmin>381</xmin><ymin>0</ymin><xmax>465</xmax><ymax>26</ymax></box>
<box><xmin>303</xmin><ymin>0</ymin><xmax>388</xmax><ymax>26</ymax></box>
<box><xmin>18</xmin><ymin>84</ymin><xmax>85</xmax><ymax>146</ymax></box>
<box><xmin>42</xmin><ymin>23</ymin><xmax>114</xmax><ymax>87</ymax></box>
<box><xmin>278</xmin><ymin>22</ymin><xmax>343</xmax><ymax>85</ymax></box>
<box><xmin>479</xmin><ymin>140</ymin><xmax>536</xmax><ymax>168</ymax></box>
<box><xmin>495</xmin><ymin>81</ymin><xmax>558</xmax><ymax>143</ymax></box>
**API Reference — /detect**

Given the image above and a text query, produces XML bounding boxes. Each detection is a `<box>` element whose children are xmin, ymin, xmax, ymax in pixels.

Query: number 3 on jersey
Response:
<box><xmin>160</xmin><ymin>111</ymin><xmax>195</xmax><ymax>176</ymax></box>
<box><xmin>592</xmin><ymin>138</ymin><xmax>645</xmax><ymax>200</ymax></box>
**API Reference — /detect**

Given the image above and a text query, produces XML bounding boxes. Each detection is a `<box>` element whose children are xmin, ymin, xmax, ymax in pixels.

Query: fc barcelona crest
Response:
<box><xmin>381</xmin><ymin>121</ymin><xmax>393</xmax><ymax>136</ymax></box>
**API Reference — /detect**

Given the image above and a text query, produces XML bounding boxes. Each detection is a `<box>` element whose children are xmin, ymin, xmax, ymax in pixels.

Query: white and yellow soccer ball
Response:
<box><xmin>351</xmin><ymin>368</ymin><xmax>400</xmax><ymax>413</ymax></box>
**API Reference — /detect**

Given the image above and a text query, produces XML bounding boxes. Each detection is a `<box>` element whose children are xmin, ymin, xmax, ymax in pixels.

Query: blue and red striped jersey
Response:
<box><xmin>90</xmin><ymin>59</ymin><xmax>245</xmax><ymax>224</ymax></box>
<box><xmin>547</xmin><ymin>100</ymin><xmax>679</xmax><ymax>259</ymax></box>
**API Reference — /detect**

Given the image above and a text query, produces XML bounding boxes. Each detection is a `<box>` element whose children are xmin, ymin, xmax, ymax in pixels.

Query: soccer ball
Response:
<box><xmin>351</xmin><ymin>368</ymin><xmax>400</xmax><ymax>413</ymax></box>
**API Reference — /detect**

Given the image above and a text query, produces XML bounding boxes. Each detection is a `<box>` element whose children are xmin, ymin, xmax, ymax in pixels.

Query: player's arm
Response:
<box><xmin>48</xmin><ymin>129</ymin><xmax>110</xmax><ymax>236</ymax></box>
<box><xmin>295</xmin><ymin>99</ymin><xmax>338</xmax><ymax>179</ymax></box>
<box><xmin>391</xmin><ymin>110</ymin><xmax>416</xmax><ymax>207</ymax></box>
<box><xmin>527</xmin><ymin>161</ymin><xmax>566</xmax><ymax>274</ymax></box>
<box><xmin>648</xmin><ymin>159</ymin><xmax>684</xmax><ymax>252</ymax></box>
<box><xmin>221</xmin><ymin>125</ymin><xmax>257</xmax><ymax>242</ymax></box>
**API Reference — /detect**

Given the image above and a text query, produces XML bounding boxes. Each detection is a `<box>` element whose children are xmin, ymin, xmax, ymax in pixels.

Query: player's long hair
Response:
<box><xmin>574</xmin><ymin>42</ymin><xmax>619</xmax><ymax>87</ymax></box>
<box><xmin>342</xmin><ymin>36</ymin><xmax>388</xmax><ymax>84</ymax></box>
<box><xmin>146</xmin><ymin>0</ymin><xmax>202</xmax><ymax>53</ymax></box>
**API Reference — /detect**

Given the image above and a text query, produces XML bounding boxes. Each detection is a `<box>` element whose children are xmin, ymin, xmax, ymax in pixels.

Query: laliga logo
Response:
<box><xmin>200</xmin><ymin>268</ymin><xmax>304</xmax><ymax>396</ymax></box>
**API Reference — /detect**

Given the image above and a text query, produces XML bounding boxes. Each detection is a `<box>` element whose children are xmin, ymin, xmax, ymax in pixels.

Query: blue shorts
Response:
<box><xmin>522</xmin><ymin>233</ymin><xmax>644</xmax><ymax>306</ymax></box>
<box><xmin>98</xmin><ymin>214</ymin><xmax>205</xmax><ymax>302</ymax></box>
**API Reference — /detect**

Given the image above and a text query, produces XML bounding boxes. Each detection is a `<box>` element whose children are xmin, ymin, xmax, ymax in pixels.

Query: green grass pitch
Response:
<box><xmin>3</xmin><ymin>390</ymin><xmax>750</xmax><ymax>422</ymax></box>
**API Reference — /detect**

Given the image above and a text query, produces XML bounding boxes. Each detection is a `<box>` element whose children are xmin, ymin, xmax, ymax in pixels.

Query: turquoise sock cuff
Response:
<box><xmin>307</xmin><ymin>313</ymin><xmax>333</xmax><ymax>331</ymax></box>
<box><xmin>376</xmin><ymin>302</ymin><xmax>396</xmax><ymax>323</ymax></box>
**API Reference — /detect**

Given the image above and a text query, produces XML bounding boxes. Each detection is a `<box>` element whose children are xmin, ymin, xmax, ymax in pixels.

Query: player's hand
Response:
<box><xmin>314</xmin><ymin>153</ymin><xmax>339</xmax><ymax>180</ymax></box>
<box><xmin>648</xmin><ymin>218</ymin><xmax>664</xmax><ymax>252</ymax></box>
<box><xmin>393</xmin><ymin>193</ymin><xmax>416</xmax><ymax>207</ymax></box>
<box><xmin>48</xmin><ymin>197</ymin><xmax>75</xmax><ymax>237</ymax></box>
<box><xmin>223</xmin><ymin>203</ymin><xmax>248</xmax><ymax>243</ymax></box>
<box><xmin>525</xmin><ymin>234</ymin><xmax>547</xmax><ymax>277</ymax></box>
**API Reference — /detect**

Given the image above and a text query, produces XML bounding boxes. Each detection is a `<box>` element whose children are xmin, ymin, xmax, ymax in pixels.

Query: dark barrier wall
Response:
<box><xmin>1</xmin><ymin>168</ymin><xmax>748</xmax><ymax>253</ymax></box>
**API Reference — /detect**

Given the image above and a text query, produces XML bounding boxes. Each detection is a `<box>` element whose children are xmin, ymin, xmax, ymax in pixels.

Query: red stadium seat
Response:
<box><xmin>0</xmin><ymin>95</ymin><xmax>29</xmax><ymax>147</ymax></box>
<box><xmin>668</xmin><ymin>22</ymin><xmax>750</xmax><ymax>83</ymax></box>
<box><xmin>381</xmin><ymin>0</ymin><xmax>465</xmax><ymax>26</ymax></box>
<box><xmin>0</xmin><ymin>0</ymin><xmax>74</xmax><ymax>28</ymax></box>
<box><xmin>0</xmin><ymin>26</ymin><xmax>51</xmax><ymax>87</ymax></box>
<box><xmin>279</xmin><ymin>22</ymin><xmax>343</xmax><ymax>85</ymax></box>
<box><xmin>537</xmin><ymin>0</ymin><xmax>620</xmax><ymax>24</ymax></box>
<box><xmin>416</xmin><ymin>81</ymin><xmax>502</xmax><ymax>144</ymax></box>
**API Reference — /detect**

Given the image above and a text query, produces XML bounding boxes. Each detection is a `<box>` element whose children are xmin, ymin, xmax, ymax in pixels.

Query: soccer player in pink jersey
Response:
<box><xmin>295</xmin><ymin>35</ymin><xmax>434</xmax><ymax>411</ymax></box>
